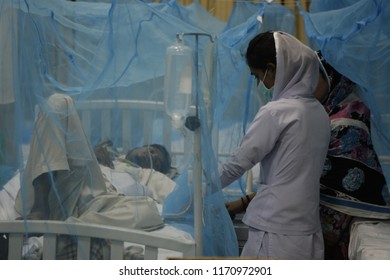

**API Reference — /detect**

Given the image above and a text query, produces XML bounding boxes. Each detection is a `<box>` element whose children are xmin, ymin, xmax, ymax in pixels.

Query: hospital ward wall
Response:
<box><xmin>179</xmin><ymin>0</ymin><xmax>310</xmax><ymax>43</ymax></box>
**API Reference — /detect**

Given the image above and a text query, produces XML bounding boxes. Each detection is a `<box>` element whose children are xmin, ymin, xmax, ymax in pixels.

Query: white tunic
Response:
<box><xmin>242</xmin><ymin>98</ymin><xmax>329</xmax><ymax>235</ymax></box>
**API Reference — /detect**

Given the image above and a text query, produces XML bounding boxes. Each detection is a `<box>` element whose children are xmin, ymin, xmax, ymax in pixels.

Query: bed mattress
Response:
<box><xmin>348</xmin><ymin>219</ymin><xmax>390</xmax><ymax>259</ymax></box>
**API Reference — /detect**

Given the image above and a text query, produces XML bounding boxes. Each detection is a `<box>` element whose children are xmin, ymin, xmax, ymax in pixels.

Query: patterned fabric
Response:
<box><xmin>320</xmin><ymin>76</ymin><xmax>390</xmax><ymax>259</ymax></box>
<box><xmin>321</xmin><ymin>157</ymin><xmax>387</xmax><ymax>206</ymax></box>
<box><xmin>321</xmin><ymin>76</ymin><xmax>389</xmax><ymax>207</ymax></box>
<box><xmin>320</xmin><ymin>205</ymin><xmax>352</xmax><ymax>260</ymax></box>
<box><xmin>323</xmin><ymin>76</ymin><xmax>382</xmax><ymax>172</ymax></box>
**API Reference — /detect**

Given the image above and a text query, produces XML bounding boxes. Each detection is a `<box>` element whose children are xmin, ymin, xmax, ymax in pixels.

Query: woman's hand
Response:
<box><xmin>225</xmin><ymin>193</ymin><xmax>255</xmax><ymax>219</ymax></box>
<box><xmin>225</xmin><ymin>199</ymin><xmax>245</xmax><ymax>216</ymax></box>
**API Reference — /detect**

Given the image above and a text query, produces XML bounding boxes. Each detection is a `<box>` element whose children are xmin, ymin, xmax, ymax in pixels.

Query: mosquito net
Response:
<box><xmin>0</xmin><ymin>0</ymin><xmax>236</xmax><ymax>259</ymax></box>
<box><xmin>152</xmin><ymin>0</ymin><xmax>226</xmax><ymax>36</ymax></box>
<box><xmin>224</xmin><ymin>0</ymin><xmax>295</xmax><ymax>34</ymax></box>
<box><xmin>0</xmin><ymin>0</ymin><xmax>298</xmax><ymax>259</ymax></box>
<box><xmin>2</xmin><ymin>0</ymin><xmax>389</xmax><ymax>260</ymax></box>
<box><xmin>299</xmin><ymin>0</ymin><xmax>390</xmax><ymax>190</ymax></box>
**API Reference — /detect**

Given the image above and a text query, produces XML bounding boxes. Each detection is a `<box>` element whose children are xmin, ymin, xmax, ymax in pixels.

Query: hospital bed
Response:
<box><xmin>0</xmin><ymin>98</ymin><xmax>199</xmax><ymax>260</ymax></box>
<box><xmin>0</xmin><ymin>220</ymin><xmax>195</xmax><ymax>260</ymax></box>
<box><xmin>346</xmin><ymin>157</ymin><xmax>390</xmax><ymax>259</ymax></box>
<box><xmin>348</xmin><ymin>218</ymin><xmax>390</xmax><ymax>260</ymax></box>
<box><xmin>0</xmin><ymin>169</ymin><xmax>195</xmax><ymax>260</ymax></box>
<box><xmin>75</xmin><ymin>99</ymin><xmax>199</xmax><ymax>162</ymax></box>
<box><xmin>76</xmin><ymin>99</ymin><xmax>173</xmax><ymax>155</ymax></box>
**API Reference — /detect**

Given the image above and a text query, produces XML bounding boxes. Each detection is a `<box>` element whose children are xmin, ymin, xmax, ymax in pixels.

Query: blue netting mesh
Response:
<box><xmin>299</xmin><ymin>0</ymin><xmax>390</xmax><ymax>190</ymax></box>
<box><xmin>2</xmin><ymin>0</ymin><xmax>389</xmax><ymax>259</ymax></box>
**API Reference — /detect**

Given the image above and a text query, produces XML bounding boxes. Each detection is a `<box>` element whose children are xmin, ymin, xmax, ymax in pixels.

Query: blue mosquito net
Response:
<box><xmin>225</xmin><ymin>0</ymin><xmax>295</xmax><ymax>34</ymax></box>
<box><xmin>5</xmin><ymin>0</ymin><xmax>389</xmax><ymax>260</ymax></box>
<box><xmin>299</xmin><ymin>0</ymin><xmax>390</xmax><ymax>190</ymax></box>
<box><xmin>0</xmin><ymin>0</ymin><xmax>297</xmax><ymax>259</ymax></box>
<box><xmin>0</xmin><ymin>0</ymin><xmax>239</xmax><ymax>258</ymax></box>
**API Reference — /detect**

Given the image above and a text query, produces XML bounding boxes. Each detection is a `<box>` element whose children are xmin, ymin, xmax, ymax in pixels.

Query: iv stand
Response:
<box><xmin>176</xmin><ymin>32</ymin><xmax>214</xmax><ymax>257</ymax></box>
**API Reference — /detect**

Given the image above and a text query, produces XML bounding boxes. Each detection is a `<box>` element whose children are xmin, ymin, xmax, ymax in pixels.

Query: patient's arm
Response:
<box><xmin>94</xmin><ymin>140</ymin><xmax>114</xmax><ymax>169</ymax></box>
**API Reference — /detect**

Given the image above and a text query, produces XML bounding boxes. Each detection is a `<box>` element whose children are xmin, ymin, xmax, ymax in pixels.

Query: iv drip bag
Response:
<box><xmin>164</xmin><ymin>40</ymin><xmax>193</xmax><ymax>128</ymax></box>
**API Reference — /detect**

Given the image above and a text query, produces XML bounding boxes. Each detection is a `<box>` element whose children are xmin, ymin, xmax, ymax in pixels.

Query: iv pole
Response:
<box><xmin>176</xmin><ymin>32</ymin><xmax>214</xmax><ymax>257</ymax></box>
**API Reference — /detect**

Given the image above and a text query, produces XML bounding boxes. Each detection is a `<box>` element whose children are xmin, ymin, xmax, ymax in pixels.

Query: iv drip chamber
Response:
<box><xmin>164</xmin><ymin>40</ymin><xmax>193</xmax><ymax>128</ymax></box>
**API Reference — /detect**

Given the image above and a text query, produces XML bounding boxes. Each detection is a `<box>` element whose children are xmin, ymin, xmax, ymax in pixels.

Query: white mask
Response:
<box><xmin>258</xmin><ymin>68</ymin><xmax>274</xmax><ymax>103</ymax></box>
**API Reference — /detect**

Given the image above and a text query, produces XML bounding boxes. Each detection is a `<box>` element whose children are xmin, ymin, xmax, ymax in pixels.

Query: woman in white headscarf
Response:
<box><xmin>220</xmin><ymin>31</ymin><xmax>330</xmax><ymax>259</ymax></box>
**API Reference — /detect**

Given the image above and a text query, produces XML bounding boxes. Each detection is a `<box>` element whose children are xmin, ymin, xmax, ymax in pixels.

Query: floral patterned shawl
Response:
<box><xmin>320</xmin><ymin>76</ymin><xmax>390</xmax><ymax>217</ymax></box>
<box><xmin>319</xmin><ymin>76</ymin><xmax>390</xmax><ymax>259</ymax></box>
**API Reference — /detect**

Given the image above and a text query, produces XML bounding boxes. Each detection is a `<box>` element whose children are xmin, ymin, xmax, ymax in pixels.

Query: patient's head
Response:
<box><xmin>126</xmin><ymin>144</ymin><xmax>172</xmax><ymax>174</ymax></box>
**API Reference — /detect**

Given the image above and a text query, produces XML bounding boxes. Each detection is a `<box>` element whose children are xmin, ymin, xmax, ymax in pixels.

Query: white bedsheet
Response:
<box><xmin>0</xmin><ymin>163</ymin><xmax>194</xmax><ymax>260</ymax></box>
<box><xmin>100</xmin><ymin>159</ymin><xmax>177</xmax><ymax>204</ymax></box>
<box><xmin>0</xmin><ymin>173</ymin><xmax>20</xmax><ymax>220</ymax></box>
<box><xmin>349</xmin><ymin>219</ymin><xmax>390</xmax><ymax>260</ymax></box>
<box><xmin>124</xmin><ymin>224</ymin><xmax>194</xmax><ymax>260</ymax></box>
<box><xmin>0</xmin><ymin>160</ymin><xmax>176</xmax><ymax>220</ymax></box>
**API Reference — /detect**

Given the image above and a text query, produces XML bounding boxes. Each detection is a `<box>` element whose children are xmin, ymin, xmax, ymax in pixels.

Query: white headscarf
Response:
<box><xmin>272</xmin><ymin>32</ymin><xmax>319</xmax><ymax>101</ymax></box>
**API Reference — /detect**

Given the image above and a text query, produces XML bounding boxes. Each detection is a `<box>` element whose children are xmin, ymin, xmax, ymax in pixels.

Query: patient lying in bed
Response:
<box><xmin>14</xmin><ymin>93</ymin><xmax>174</xmax><ymax>229</ymax></box>
<box><xmin>0</xmin><ymin>93</ymin><xmax>181</xmax><ymax>259</ymax></box>
<box><xmin>91</xmin><ymin>134</ymin><xmax>179</xmax><ymax>211</ymax></box>
<box><xmin>0</xmin><ymin>144</ymin><xmax>177</xmax><ymax>220</ymax></box>
<box><xmin>93</xmin><ymin>141</ymin><xmax>177</xmax><ymax>204</ymax></box>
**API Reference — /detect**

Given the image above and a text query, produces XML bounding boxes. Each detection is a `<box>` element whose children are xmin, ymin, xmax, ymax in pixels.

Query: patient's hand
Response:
<box><xmin>225</xmin><ymin>199</ymin><xmax>246</xmax><ymax>216</ymax></box>
<box><xmin>94</xmin><ymin>145</ymin><xmax>114</xmax><ymax>169</ymax></box>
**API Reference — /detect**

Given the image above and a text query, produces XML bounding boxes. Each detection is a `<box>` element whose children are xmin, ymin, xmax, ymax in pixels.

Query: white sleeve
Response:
<box><xmin>219</xmin><ymin>107</ymin><xmax>280</xmax><ymax>188</ymax></box>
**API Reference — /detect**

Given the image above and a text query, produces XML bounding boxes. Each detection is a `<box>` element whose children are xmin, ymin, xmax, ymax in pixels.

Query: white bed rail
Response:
<box><xmin>76</xmin><ymin>99</ymin><xmax>173</xmax><ymax>153</ymax></box>
<box><xmin>0</xmin><ymin>220</ymin><xmax>195</xmax><ymax>260</ymax></box>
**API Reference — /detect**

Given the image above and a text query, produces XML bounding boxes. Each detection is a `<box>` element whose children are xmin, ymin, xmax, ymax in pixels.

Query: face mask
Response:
<box><xmin>258</xmin><ymin>68</ymin><xmax>274</xmax><ymax>103</ymax></box>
